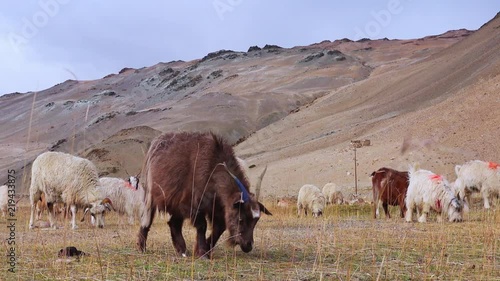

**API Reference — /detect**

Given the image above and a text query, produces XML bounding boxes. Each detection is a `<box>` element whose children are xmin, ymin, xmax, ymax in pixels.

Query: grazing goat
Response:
<box><xmin>322</xmin><ymin>183</ymin><xmax>344</xmax><ymax>205</ymax></box>
<box><xmin>137</xmin><ymin>132</ymin><xmax>271</xmax><ymax>258</ymax></box>
<box><xmin>29</xmin><ymin>151</ymin><xmax>113</xmax><ymax>229</ymax></box>
<box><xmin>370</xmin><ymin>167</ymin><xmax>408</xmax><ymax>219</ymax></box>
<box><xmin>405</xmin><ymin>164</ymin><xmax>464</xmax><ymax>223</ymax></box>
<box><xmin>36</xmin><ymin>193</ymin><xmax>66</xmax><ymax>220</ymax></box>
<box><xmin>454</xmin><ymin>160</ymin><xmax>500</xmax><ymax>209</ymax></box>
<box><xmin>297</xmin><ymin>184</ymin><xmax>325</xmax><ymax>217</ymax></box>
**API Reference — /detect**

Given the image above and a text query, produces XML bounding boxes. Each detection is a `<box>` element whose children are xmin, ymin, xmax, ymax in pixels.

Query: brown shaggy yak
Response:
<box><xmin>371</xmin><ymin>167</ymin><xmax>409</xmax><ymax>219</ymax></box>
<box><xmin>137</xmin><ymin>132</ymin><xmax>271</xmax><ymax>258</ymax></box>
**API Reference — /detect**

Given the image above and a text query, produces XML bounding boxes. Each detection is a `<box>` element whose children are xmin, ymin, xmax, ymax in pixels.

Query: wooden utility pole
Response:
<box><xmin>354</xmin><ymin>146</ymin><xmax>357</xmax><ymax>195</ymax></box>
<box><xmin>350</xmin><ymin>140</ymin><xmax>362</xmax><ymax>195</ymax></box>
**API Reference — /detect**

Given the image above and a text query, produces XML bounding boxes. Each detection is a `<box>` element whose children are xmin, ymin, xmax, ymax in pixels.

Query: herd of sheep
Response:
<box><xmin>5</xmin><ymin>151</ymin><xmax>145</xmax><ymax>229</ymax></box>
<box><xmin>0</xmin><ymin>151</ymin><xmax>498</xmax><ymax>233</ymax></box>
<box><xmin>297</xmin><ymin>160</ymin><xmax>500</xmax><ymax>223</ymax></box>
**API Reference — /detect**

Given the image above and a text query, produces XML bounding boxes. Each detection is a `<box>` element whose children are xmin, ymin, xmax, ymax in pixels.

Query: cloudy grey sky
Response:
<box><xmin>0</xmin><ymin>0</ymin><xmax>498</xmax><ymax>95</ymax></box>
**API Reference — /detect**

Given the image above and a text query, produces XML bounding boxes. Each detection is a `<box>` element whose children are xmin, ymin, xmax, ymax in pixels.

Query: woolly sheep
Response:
<box><xmin>405</xmin><ymin>164</ymin><xmax>464</xmax><ymax>223</ymax></box>
<box><xmin>322</xmin><ymin>183</ymin><xmax>344</xmax><ymax>205</ymax></box>
<box><xmin>0</xmin><ymin>185</ymin><xmax>7</xmax><ymax>217</ymax></box>
<box><xmin>454</xmin><ymin>160</ymin><xmax>500</xmax><ymax>209</ymax></box>
<box><xmin>29</xmin><ymin>151</ymin><xmax>113</xmax><ymax>229</ymax></box>
<box><xmin>297</xmin><ymin>184</ymin><xmax>326</xmax><ymax>217</ymax></box>
<box><xmin>92</xmin><ymin>176</ymin><xmax>143</xmax><ymax>225</ymax></box>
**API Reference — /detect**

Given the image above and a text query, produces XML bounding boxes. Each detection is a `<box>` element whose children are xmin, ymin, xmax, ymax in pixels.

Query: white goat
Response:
<box><xmin>29</xmin><ymin>151</ymin><xmax>113</xmax><ymax>229</ymax></box>
<box><xmin>0</xmin><ymin>185</ymin><xmax>7</xmax><ymax>217</ymax></box>
<box><xmin>405</xmin><ymin>164</ymin><xmax>464</xmax><ymax>223</ymax></box>
<box><xmin>297</xmin><ymin>184</ymin><xmax>326</xmax><ymax>217</ymax></box>
<box><xmin>322</xmin><ymin>183</ymin><xmax>344</xmax><ymax>205</ymax></box>
<box><xmin>93</xmin><ymin>176</ymin><xmax>143</xmax><ymax>224</ymax></box>
<box><xmin>454</xmin><ymin>160</ymin><xmax>500</xmax><ymax>209</ymax></box>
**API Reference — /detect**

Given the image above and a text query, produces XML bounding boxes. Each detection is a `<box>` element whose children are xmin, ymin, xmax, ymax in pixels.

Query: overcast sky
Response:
<box><xmin>0</xmin><ymin>1</ymin><xmax>498</xmax><ymax>95</ymax></box>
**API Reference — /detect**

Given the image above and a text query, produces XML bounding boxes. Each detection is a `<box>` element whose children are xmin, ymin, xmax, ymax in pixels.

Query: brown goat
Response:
<box><xmin>137</xmin><ymin>132</ymin><xmax>271</xmax><ymax>258</ymax></box>
<box><xmin>371</xmin><ymin>167</ymin><xmax>409</xmax><ymax>219</ymax></box>
<box><xmin>37</xmin><ymin>193</ymin><xmax>67</xmax><ymax>220</ymax></box>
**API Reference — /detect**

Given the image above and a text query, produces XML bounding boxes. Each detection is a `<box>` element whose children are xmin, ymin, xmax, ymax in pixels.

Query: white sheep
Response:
<box><xmin>297</xmin><ymin>184</ymin><xmax>326</xmax><ymax>217</ymax></box>
<box><xmin>93</xmin><ymin>176</ymin><xmax>144</xmax><ymax>225</ymax></box>
<box><xmin>454</xmin><ymin>160</ymin><xmax>500</xmax><ymax>209</ymax></box>
<box><xmin>405</xmin><ymin>164</ymin><xmax>464</xmax><ymax>223</ymax></box>
<box><xmin>29</xmin><ymin>151</ymin><xmax>113</xmax><ymax>229</ymax></box>
<box><xmin>0</xmin><ymin>185</ymin><xmax>7</xmax><ymax>217</ymax></box>
<box><xmin>322</xmin><ymin>183</ymin><xmax>344</xmax><ymax>205</ymax></box>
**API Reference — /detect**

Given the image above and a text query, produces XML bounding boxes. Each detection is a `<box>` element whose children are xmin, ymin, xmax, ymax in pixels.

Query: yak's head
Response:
<box><xmin>81</xmin><ymin>198</ymin><xmax>114</xmax><ymax>228</ymax></box>
<box><xmin>224</xmin><ymin>164</ymin><xmax>272</xmax><ymax>253</ymax></box>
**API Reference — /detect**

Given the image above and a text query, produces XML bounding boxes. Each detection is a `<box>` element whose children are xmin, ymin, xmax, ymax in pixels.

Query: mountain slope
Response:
<box><xmin>236</xmin><ymin>14</ymin><xmax>500</xmax><ymax>198</ymax></box>
<box><xmin>1</xmin><ymin>16</ymin><xmax>497</xmax><ymax>195</ymax></box>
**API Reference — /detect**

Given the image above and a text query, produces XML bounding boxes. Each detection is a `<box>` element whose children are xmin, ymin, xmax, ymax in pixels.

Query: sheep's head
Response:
<box><xmin>311</xmin><ymin>197</ymin><xmax>325</xmax><ymax>217</ymax></box>
<box><xmin>82</xmin><ymin>198</ymin><xmax>114</xmax><ymax>228</ymax></box>
<box><xmin>447</xmin><ymin>194</ymin><xmax>464</xmax><ymax>222</ymax></box>
<box><xmin>451</xmin><ymin>180</ymin><xmax>470</xmax><ymax>213</ymax></box>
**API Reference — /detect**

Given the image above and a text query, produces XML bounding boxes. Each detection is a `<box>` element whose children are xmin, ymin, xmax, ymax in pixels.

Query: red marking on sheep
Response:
<box><xmin>435</xmin><ymin>199</ymin><xmax>442</xmax><ymax>211</ymax></box>
<box><xmin>429</xmin><ymin>174</ymin><xmax>442</xmax><ymax>182</ymax></box>
<box><xmin>124</xmin><ymin>181</ymin><xmax>135</xmax><ymax>190</ymax></box>
<box><xmin>488</xmin><ymin>161</ymin><xmax>499</xmax><ymax>170</ymax></box>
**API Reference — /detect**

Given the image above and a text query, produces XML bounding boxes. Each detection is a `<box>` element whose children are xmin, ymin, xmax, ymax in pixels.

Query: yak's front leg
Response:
<box><xmin>192</xmin><ymin>213</ymin><xmax>210</xmax><ymax>258</ymax></box>
<box><xmin>206</xmin><ymin>215</ymin><xmax>226</xmax><ymax>258</ymax></box>
<box><xmin>168</xmin><ymin>215</ymin><xmax>187</xmax><ymax>257</ymax></box>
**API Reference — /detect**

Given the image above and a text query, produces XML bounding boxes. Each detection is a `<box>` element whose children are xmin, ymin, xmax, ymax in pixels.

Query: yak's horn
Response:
<box><xmin>255</xmin><ymin>165</ymin><xmax>267</xmax><ymax>201</ymax></box>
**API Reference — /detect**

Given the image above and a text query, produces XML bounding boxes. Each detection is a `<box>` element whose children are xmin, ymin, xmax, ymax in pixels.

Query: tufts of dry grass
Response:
<box><xmin>1</xmin><ymin>198</ymin><xmax>499</xmax><ymax>281</ymax></box>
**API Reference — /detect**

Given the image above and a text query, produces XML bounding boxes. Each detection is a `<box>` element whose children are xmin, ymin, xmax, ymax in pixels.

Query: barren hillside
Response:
<box><xmin>0</xmin><ymin>14</ymin><xmax>498</xmax><ymax>197</ymax></box>
<box><xmin>237</xmin><ymin>13</ymin><xmax>500</xmax><ymax>199</ymax></box>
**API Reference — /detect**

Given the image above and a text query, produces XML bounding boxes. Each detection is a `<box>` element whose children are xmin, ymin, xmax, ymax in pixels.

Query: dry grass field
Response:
<box><xmin>2</xmin><ymin>198</ymin><xmax>499</xmax><ymax>281</ymax></box>
<box><xmin>0</xmin><ymin>15</ymin><xmax>499</xmax><ymax>280</ymax></box>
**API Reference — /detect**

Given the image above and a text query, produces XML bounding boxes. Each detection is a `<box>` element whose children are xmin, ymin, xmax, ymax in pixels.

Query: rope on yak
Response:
<box><xmin>222</xmin><ymin>162</ymin><xmax>250</xmax><ymax>203</ymax></box>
